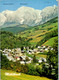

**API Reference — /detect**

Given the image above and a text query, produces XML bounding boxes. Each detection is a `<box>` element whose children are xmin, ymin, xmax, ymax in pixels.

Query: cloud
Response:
<box><xmin>0</xmin><ymin>5</ymin><xmax>58</xmax><ymax>27</ymax></box>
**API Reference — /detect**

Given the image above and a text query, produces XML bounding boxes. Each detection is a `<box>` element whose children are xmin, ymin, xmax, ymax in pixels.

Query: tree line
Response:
<box><xmin>0</xmin><ymin>31</ymin><xmax>30</xmax><ymax>50</ymax></box>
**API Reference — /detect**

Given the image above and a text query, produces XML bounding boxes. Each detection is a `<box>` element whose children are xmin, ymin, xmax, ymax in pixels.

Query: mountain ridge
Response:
<box><xmin>0</xmin><ymin>5</ymin><xmax>58</xmax><ymax>28</ymax></box>
<box><xmin>1</xmin><ymin>17</ymin><xmax>58</xmax><ymax>34</ymax></box>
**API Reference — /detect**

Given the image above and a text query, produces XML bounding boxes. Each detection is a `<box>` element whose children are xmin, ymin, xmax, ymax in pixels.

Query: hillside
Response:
<box><xmin>17</xmin><ymin>17</ymin><xmax>58</xmax><ymax>46</ymax></box>
<box><xmin>1</xmin><ymin>25</ymin><xmax>29</xmax><ymax>34</ymax></box>
<box><xmin>1</xmin><ymin>69</ymin><xmax>52</xmax><ymax>80</ymax></box>
<box><xmin>43</xmin><ymin>36</ymin><xmax>58</xmax><ymax>46</ymax></box>
<box><xmin>0</xmin><ymin>31</ymin><xmax>30</xmax><ymax>50</ymax></box>
<box><xmin>0</xmin><ymin>17</ymin><xmax>58</xmax><ymax>47</ymax></box>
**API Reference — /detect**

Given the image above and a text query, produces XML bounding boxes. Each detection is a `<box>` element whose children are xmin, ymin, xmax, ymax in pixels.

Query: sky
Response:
<box><xmin>0</xmin><ymin>0</ymin><xmax>58</xmax><ymax>12</ymax></box>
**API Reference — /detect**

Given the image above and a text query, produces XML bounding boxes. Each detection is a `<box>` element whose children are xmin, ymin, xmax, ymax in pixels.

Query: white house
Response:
<box><xmin>26</xmin><ymin>61</ymin><xmax>31</xmax><ymax>64</ymax></box>
<box><xmin>42</xmin><ymin>58</ymin><xmax>47</xmax><ymax>62</ymax></box>
<box><xmin>38</xmin><ymin>60</ymin><xmax>42</xmax><ymax>63</ymax></box>
<box><xmin>51</xmin><ymin>48</ymin><xmax>53</xmax><ymax>50</ymax></box>
<box><xmin>20</xmin><ymin>56</ymin><xmax>26</xmax><ymax>60</ymax></box>
<box><xmin>20</xmin><ymin>61</ymin><xmax>25</xmax><ymax>64</ymax></box>
<box><xmin>38</xmin><ymin>46</ymin><xmax>41</xmax><ymax>49</ymax></box>
<box><xmin>45</xmin><ymin>48</ymin><xmax>48</xmax><ymax>51</ymax></box>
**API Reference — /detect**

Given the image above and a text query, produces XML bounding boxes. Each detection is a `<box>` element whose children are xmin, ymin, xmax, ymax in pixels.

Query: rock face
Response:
<box><xmin>0</xmin><ymin>5</ymin><xmax>58</xmax><ymax>27</ymax></box>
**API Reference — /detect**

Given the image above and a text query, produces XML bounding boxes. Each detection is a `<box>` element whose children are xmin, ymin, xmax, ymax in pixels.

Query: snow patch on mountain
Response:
<box><xmin>0</xmin><ymin>5</ymin><xmax>58</xmax><ymax>27</ymax></box>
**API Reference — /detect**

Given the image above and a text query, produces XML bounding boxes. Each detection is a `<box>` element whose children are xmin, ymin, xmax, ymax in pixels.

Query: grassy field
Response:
<box><xmin>1</xmin><ymin>69</ymin><xmax>52</xmax><ymax>80</ymax></box>
<box><xmin>43</xmin><ymin>36</ymin><xmax>58</xmax><ymax>46</ymax></box>
<box><xmin>25</xmin><ymin>52</ymin><xmax>47</xmax><ymax>59</ymax></box>
<box><xmin>36</xmin><ymin>54</ymin><xmax>47</xmax><ymax>59</ymax></box>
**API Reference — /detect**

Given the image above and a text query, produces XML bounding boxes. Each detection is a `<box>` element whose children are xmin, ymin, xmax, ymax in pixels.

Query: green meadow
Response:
<box><xmin>43</xmin><ymin>36</ymin><xmax>58</xmax><ymax>46</ymax></box>
<box><xmin>1</xmin><ymin>69</ymin><xmax>52</xmax><ymax>80</ymax></box>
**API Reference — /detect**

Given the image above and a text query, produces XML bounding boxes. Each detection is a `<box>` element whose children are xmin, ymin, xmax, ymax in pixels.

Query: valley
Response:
<box><xmin>0</xmin><ymin>1</ymin><xmax>58</xmax><ymax>80</ymax></box>
<box><xmin>1</xmin><ymin>17</ymin><xmax>58</xmax><ymax>80</ymax></box>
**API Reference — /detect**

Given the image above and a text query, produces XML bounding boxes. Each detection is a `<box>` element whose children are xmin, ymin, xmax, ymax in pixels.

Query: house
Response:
<box><xmin>21</xmin><ymin>50</ymin><xmax>25</xmax><ymax>53</ymax></box>
<box><xmin>41</xmin><ymin>58</ymin><xmax>47</xmax><ymax>62</ymax></box>
<box><xmin>19</xmin><ymin>56</ymin><xmax>23</xmax><ymax>61</ymax></box>
<box><xmin>26</xmin><ymin>61</ymin><xmax>31</xmax><ymax>64</ymax></box>
<box><xmin>41</xmin><ymin>45</ymin><xmax>46</xmax><ymax>49</ymax></box>
<box><xmin>48</xmin><ymin>46</ymin><xmax>51</xmax><ymax>49</ymax></box>
<box><xmin>28</xmin><ymin>57</ymin><xmax>33</xmax><ymax>61</ymax></box>
<box><xmin>11</xmin><ymin>49</ymin><xmax>15</xmax><ymax>53</ymax></box>
<box><xmin>51</xmin><ymin>48</ymin><xmax>53</xmax><ymax>50</ymax></box>
<box><xmin>45</xmin><ymin>48</ymin><xmax>48</xmax><ymax>51</ymax></box>
<box><xmin>13</xmin><ymin>48</ymin><xmax>22</xmax><ymax>57</ymax></box>
<box><xmin>36</xmin><ymin>51</ymin><xmax>40</xmax><ymax>53</ymax></box>
<box><xmin>41</xmin><ymin>45</ymin><xmax>43</xmax><ymax>47</ymax></box>
<box><xmin>20</xmin><ymin>56</ymin><xmax>26</xmax><ymax>61</ymax></box>
<box><xmin>38</xmin><ymin>57</ymin><xmax>47</xmax><ymax>63</ymax></box>
<box><xmin>28</xmin><ymin>52</ymin><xmax>32</xmax><ymax>54</ymax></box>
<box><xmin>27</xmin><ymin>50</ymin><xmax>34</xmax><ymax>54</ymax></box>
<box><xmin>15</xmin><ymin>48</ymin><xmax>21</xmax><ymax>53</ymax></box>
<box><xmin>23</xmin><ymin>47</ymin><xmax>26</xmax><ymax>49</ymax></box>
<box><xmin>38</xmin><ymin>60</ymin><xmax>42</xmax><ymax>63</ymax></box>
<box><xmin>8</xmin><ymin>49</ymin><xmax>11</xmax><ymax>52</ymax></box>
<box><xmin>43</xmin><ymin>46</ymin><xmax>46</xmax><ymax>48</ymax></box>
<box><xmin>3</xmin><ymin>51</ymin><xmax>6</xmax><ymax>53</ymax></box>
<box><xmin>26</xmin><ymin>47</ymin><xmax>29</xmax><ymax>50</ymax></box>
<box><xmin>20</xmin><ymin>60</ymin><xmax>31</xmax><ymax>64</ymax></box>
<box><xmin>15</xmin><ymin>53</ymin><xmax>22</xmax><ymax>57</ymax></box>
<box><xmin>7</xmin><ymin>56</ymin><xmax>15</xmax><ymax>61</ymax></box>
<box><xmin>45</xmin><ymin>63</ymin><xmax>49</xmax><ymax>66</ymax></box>
<box><xmin>8</xmin><ymin>53</ymin><xmax>12</xmax><ymax>56</ymax></box>
<box><xmin>3</xmin><ymin>53</ymin><xmax>15</xmax><ymax>62</ymax></box>
<box><xmin>39</xmin><ymin>50</ymin><xmax>44</xmax><ymax>53</ymax></box>
<box><xmin>33</xmin><ymin>49</ymin><xmax>37</xmax><ymax>53</ymax></box>
<box><xmin>15</xmin><ymin>57</ymin><xmax>20</xmax><ymax>60</ymax></box>
<box><xmin>3</xmin><ymin>53</ymin><xmax>8</xmax><ymax>56</ymax></box>
<box><xmin>36</xmin><ymin>63</ymin><xmax>39</xmax><ymax>66</ymax></box>
<box><xmin>20</xmin><ymin>61</ymin><xmax>25</xmax><ymax>65</ymax></box>
<box><xmin>19</xmin><ymin>56</ymin><xmax>32</xmax><ymax>62</ymax></box>
<box><xmin>3</xmin><ymin>49</ymin><xmax>11</xmax><ymax>54</ymax></box>
<box><xmin>27</xmin><ymin>50</ymin><xmax>32</xmax><ymax>54</ymax></box>
<box><xmin>45</xmin><ymin>63</ymin><xmax>49</xmax><ymax>68</ymax></box>
<box><xmin>38</xmin><ymin>46</ymin><xmax>41</xmax><ymax>49</ymax></box>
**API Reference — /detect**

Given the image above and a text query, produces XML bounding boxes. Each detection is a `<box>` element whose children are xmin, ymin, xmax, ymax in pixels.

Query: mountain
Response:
<box><xmin>0</xmin><ymin>5</ymin><xmax>58</xmax><ymax>28</ymax></box>
<box><xmin>0</xmin><ymin>17</ymin><xmax>58</xmax><ymax>48</ymax></box>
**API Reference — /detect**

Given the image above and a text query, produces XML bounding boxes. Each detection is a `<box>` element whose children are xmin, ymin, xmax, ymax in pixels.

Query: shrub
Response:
<box><xmin>33</xmin><ymin>55</ymin><xmax>38</xmax><ymax>63</ymax></box>
<box><xmin>28</xmin><ymin>64</ymin><xmax>39</xmax><ymax>76</ymax></box>
<box><xmin>25</xmin><ymin>56</ymin><xmax>30</xmax><ymax>61</ymax></box>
